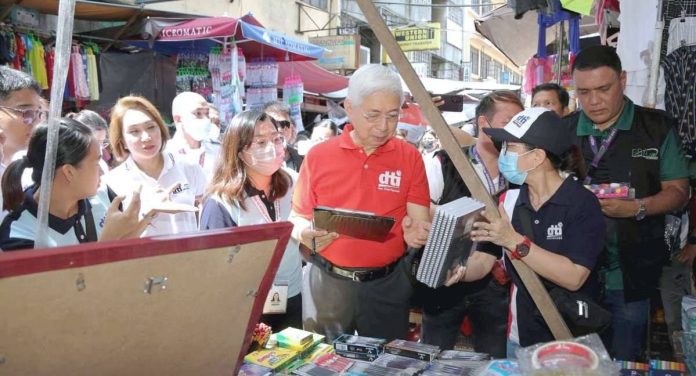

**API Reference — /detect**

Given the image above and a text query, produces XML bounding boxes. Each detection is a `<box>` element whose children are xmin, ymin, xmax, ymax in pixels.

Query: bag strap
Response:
<box><xmin>84</xmin><ymin>202</ymin><xmax>98</xmax><ymax>242</ymax></box>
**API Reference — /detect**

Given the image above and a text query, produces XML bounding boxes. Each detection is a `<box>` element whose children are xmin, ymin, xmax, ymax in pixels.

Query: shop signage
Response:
<box><xmin>161</xmin><ymin>26</ymin><xmax>214</xmax><ymax>38</ymax></box>
<box><xmin>393</xmin><ymin>22</ymin><xmax>441</xmax><ymax>52</ymax></box>
<box><xmin>309</xmin><ymin>35</ymin><xmax>359</xmax><ymax>70</ymax></box>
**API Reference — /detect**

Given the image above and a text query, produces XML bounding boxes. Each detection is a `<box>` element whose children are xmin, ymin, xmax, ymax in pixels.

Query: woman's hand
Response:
<box><xmin>470</xmin><ymin>203</ymin><xmax>524</xmax><ymax>250</ymax></box>
<box><xmin>443</xmin><ymin>264</ymin><xmax>467</xmax><ymax>286</ymax></box>
<box><xmin>99</xmin><ymin>188</ymin><xmax>156</xmax><ymax>242</ymax></box>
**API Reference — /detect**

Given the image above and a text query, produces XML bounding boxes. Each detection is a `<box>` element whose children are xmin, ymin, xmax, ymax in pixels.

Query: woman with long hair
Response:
<box><xmin>0</xmin><ymin>118</ymin><xmax>150</xmax><ymax>250</ymax></box>
<box><xmin>200</xmin><ymin>110</ymin><xmax>302</xmax><ymax>330</ymax></box>
<box><xmin>103</xmin><ymin>96</ymin><xmax>206</xmax><ymax>237</ymax></box>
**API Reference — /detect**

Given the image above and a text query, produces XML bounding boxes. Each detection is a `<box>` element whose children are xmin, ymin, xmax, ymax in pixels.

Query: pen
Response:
<box><xmin>311</xmin><ymin>220</ymin><xmax>317</xmax><ymax>254</ymax></box>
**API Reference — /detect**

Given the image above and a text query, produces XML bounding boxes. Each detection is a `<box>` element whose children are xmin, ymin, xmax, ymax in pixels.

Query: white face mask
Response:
<box><xmin>244</xmin><ymin>142</ymin><xmax>285</xmax><ymax>176</ymax></box>
<box><xmin>207</xmin><ymin>124</ymin><xmax>221</xmax><ymax>142</ymax></box>
<box><xmin>182</xmin><ymin>118</ymin><xmax>212</xmax><ymax>142</ymax></box>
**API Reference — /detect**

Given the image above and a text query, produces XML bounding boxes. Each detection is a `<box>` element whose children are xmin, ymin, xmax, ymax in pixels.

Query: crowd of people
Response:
<box><xmin>0</xmin><ymin>44</ymin><xmax>693</xmax><ymax>362</ymax></box>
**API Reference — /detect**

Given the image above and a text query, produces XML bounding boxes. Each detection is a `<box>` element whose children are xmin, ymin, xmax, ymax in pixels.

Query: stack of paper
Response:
<box><xmin>416</xmin><ymin>196</ymin><xmax>485</xmax><ymax>288</ymax></box>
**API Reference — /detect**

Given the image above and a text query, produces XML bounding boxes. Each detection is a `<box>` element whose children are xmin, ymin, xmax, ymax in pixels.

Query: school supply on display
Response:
<box><xmin>584</xmin><ymin>183</ymin><xmax>634</xmax><ymax>199</ymax></box>
<box><xmin>314</xmin><ymin>207</ymin><xmax>395</xmax><ymax>242</ymax></box>
<box><xmin>384</xmin><ymin>340</ymin><xmax>440</xmax><ymax>362</ymax></box>
<box><xmin>373</xmin><ymin>353</ymin><xmax>429</xmax><ymax>375</ymax></box>
<box><xmin>516</xmin><ymin>333</ymin><xmax>620</xmax><ymax>375</ymax></box>
<box><xmin>333</xmin><ymin>334</ymin><xmax>386</xmax><ymax>356</ymax></box>
<box><xmin>244</xmin><ymin>347</ymin><xmax>299</xmax><ymax>370</ymax></box>
<box><xmin>345</xmin><ymin>362</ymin><xmax>407</xmax><ymax>376</ymax></box>
<box><xmin>416</xmin><ymin>196</ymin><xmax>484</xmax><ymax>288</ymax></box>
<box><xmin>238</xmin><ymin>363</ymin><xmax>274</xmax><ymax>376</ymax></box>
<box><xmin>277</xmin><ymin>327</ymin><xmax>325</xmax><ymax>353</ymax></box>
<box><xmin>473</xmin><ymin>360</ymin><xmax>522</xmax><ymax>376</ymax></box>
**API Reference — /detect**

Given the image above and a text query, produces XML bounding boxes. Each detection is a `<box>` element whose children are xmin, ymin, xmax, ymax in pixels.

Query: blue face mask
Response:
<box><xmin>498</xmin><ymin>148</ymin><xmax>534</xmax><ymax>185</ymax></box>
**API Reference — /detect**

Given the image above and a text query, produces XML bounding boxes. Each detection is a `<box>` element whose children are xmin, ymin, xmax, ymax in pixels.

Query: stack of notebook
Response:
<box><xmin>416</xmin><ymin>196</ymin><xmax>485</xmax><ymax>288</ymax></box>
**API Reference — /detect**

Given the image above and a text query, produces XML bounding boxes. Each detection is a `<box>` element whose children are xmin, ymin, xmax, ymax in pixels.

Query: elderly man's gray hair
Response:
<box><xmin>346</xmin><ymin>64</ymin><xmax>404</xmax><ymax>107</ymax></box>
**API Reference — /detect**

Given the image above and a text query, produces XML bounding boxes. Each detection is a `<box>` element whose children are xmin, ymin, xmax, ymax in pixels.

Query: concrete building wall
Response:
<box><xmin>145</xmin><ymin>0</ymin><xmax>340</xmax><ymax>39</ymax></box>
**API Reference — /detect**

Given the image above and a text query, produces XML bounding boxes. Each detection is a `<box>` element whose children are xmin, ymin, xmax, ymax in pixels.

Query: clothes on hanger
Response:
<box><xmin>663</xmin><ymin>45</ymin><xmax>696</xmax><ymax>157</ymax></box>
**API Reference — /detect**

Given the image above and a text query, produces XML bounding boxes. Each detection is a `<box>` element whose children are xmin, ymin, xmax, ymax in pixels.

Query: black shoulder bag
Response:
<box><xmin>516</xmin><ymin>206</ymin><xmax>611</xmax><ymax>336</ymax></box>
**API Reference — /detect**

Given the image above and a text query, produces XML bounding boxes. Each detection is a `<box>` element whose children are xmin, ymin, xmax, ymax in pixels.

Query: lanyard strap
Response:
<box><xmin>471</xmin><ymin>146</ymin><xmax>505</xmax><ymax>194</ymax></box>
<box><xmin>583</xmin><ymin>128</ymin><xmax>619</xmax><ymax>185</ymax></box>
<box><xmin>250</xmin><ymin>195</ymin><xmax>280</xmax><ymax>223</ymax></box>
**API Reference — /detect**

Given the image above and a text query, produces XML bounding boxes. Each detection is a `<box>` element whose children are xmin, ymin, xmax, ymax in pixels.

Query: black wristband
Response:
<box><xmin>688</xmin><ymin>235</ymin><xmax>696</xmax><ymax>245</ymax></box>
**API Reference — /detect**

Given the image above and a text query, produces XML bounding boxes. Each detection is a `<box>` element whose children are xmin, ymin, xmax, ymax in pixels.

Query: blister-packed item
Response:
<box><xmin>515</xmin><ymin>334</ymin><xmax>620</xmax><ymax>376</ymax></box>
<box><xmin>474</xmin><ymin>359</ymin><xmax>521</xmax><ymax>376</ymax></box>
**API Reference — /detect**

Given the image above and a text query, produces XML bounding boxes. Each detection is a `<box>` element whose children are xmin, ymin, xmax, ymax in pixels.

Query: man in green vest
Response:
<box><xmin>564</xmin><ymin>45</ymin><xmax>689</xmax><ymax>361</ymax></box>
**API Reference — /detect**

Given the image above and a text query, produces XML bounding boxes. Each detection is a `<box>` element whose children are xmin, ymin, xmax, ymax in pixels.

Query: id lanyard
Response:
<box><xmin>583</xmin><ymin>127</ymin><xmax>619</xmax><ymax>185</ymax></box>
<box><xmin>471</xmin><ymin>146</ymin><xmax>505</xmax><ymax>194</ymax></box>
<box><xmin>250</xmin><ymin>195</ymin><xmax>281</xmax><ymax>223</ymax></box>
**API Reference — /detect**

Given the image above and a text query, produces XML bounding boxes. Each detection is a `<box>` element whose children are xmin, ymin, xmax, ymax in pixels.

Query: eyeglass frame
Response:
<box><xmin>246</xmin><ymin>134</ymin><xmax>287</xmax><ymax>151</ymax></box>
<box><xmin>0</xmin><ymin>105</ymin><xmax>48</xmax><ymax>125</ymax></box>
<box><xmin>361</xmin><ymin>110</ymin><xmax>401</xmax><ymax>125</ymax></box>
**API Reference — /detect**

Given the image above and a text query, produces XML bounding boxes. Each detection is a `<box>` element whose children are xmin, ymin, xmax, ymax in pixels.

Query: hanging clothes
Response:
<box><xmin>70</xmin><ymin>45</ymin><xmax>90</xmax><ymax>100</ymax></box>
<box><xmin>663</xmin><ymin>45</ymin><xmax>696</xmax><ymax>157</ymax></box>
<box><xmin>86</xmin><ymin>46</ymin><xmax>100</xmax><ymax>101</ymax></box>
<box><xmin>29</xmin><ymin>37</ymin><xmax>48</xmax><ymax>90</ymax></box>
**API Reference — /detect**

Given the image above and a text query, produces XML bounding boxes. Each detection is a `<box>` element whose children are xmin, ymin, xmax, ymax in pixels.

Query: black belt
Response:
<box><xmin>310</xmin><ymin>253</ymin><xmax>401</xmax><ymax>282</ymax></box>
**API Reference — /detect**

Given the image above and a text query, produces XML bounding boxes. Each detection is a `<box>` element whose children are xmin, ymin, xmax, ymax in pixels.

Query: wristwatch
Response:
<box><xmin>688</xmin><ymin>234</ymin><xmax>696</xmax><ymax>245</ymax></box>
<box><xmin>510</xmin><ymin>236</ymin><xmax>532</xmax><ymax>260</ymax></box>
<box><xmin>635</xmin><ymin>199</ymin><xmax>647</xmax><ymax>221</ymax></box>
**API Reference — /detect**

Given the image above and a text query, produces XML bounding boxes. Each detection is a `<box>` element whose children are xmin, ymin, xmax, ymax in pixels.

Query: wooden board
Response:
<box><xmin>354</xmin><ymin>0</ymin><xmax>571</xmax><ymax>340</ymax></box>
<box><xmin>0</xmin><ymin>223</ymin><xmax>292</xmax><ymax>375</ymax></box>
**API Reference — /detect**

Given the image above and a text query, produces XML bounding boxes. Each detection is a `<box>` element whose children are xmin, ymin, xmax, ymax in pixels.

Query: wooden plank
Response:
<box><xmin>354</xmin><ymin>0</ymin><xmax>572</xmax><ymax>341</ymax></box>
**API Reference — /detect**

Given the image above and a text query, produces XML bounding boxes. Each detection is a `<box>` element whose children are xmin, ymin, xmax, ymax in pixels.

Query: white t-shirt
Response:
<box><xmin>103</xmin><ymin>153</ymin><xmax>206</xmax><ymax>237</ymax></box>
<box><xmin>423</xmin><ymin>146</ymin><xmax>502</xmax><ymax>203</ymax></box>
<box><xmin>165</xmin><ymin>135</ymin><xmax>220</xmax><ymax>182</ymax></box>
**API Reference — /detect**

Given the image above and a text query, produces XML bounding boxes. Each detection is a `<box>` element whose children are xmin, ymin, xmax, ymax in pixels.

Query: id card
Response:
<box><xmin>262</xmin><ymin>283</ymin><xmax>288</xmax><ymax>314</ymax></box>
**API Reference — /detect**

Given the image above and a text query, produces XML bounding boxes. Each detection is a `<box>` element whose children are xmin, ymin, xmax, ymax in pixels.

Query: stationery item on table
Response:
<box><xmin>384</xmin><ymin>339</ymin><xmax>440</xmax><ymax>362</ymax></box>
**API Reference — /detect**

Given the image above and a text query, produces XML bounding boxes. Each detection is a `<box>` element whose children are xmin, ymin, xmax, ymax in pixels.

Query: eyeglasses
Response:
<box><xmin>362</xmin><ymin>111</ymin><xmax>400</xmax><ymax>124</ymax></box>
<box><xmin>276</xmin><ymin>120</ymin><xmax>293</xmax><ymax>129</ymax></box>
<box><xmin>100</xmin><ymin>141</ymin><xmax>110</xmax><ymax>150</ymax></box>
<box><xmin>249</xmin><ymin>134</ymin><xmax>286</xmax><ymax>150</ymax></box>
<box><xmin>0</xmin><ymin>105</ymin><xmax>47</xmax><ymax>125</ymax></box>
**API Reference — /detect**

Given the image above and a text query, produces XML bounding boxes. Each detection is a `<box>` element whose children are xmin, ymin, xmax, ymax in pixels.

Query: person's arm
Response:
<box><xmin>199</xmin><ymin>197</ymin><xmax>236</xmax><ymax>230</ymax></box>
<box><xmin>600</xmin><ymin>179</ymin><xmax>689</xmax><ymax>218</ymax></box>
<box><xmin>403</xmin><ymin>204</ymin><xmax>431</xmax><ymax>248</ymax></box>
<box><xmin>289</xmin><ymin>155</ymin><xmax>337</xmax><ymax>252</ymax></box>
<box><xmin>471</xmin><ymin>203</ymin><xmax>595</xmax><ymax>291</ymax></box>
<box><xmin>600</xmin><ymin>128</ymin><xmax>690</xmax><ymax>218</ymax></box>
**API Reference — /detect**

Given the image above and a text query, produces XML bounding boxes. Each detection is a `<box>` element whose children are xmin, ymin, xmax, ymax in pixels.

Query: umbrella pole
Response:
<box><xmin>556</xmin><ymin>21</ymin><xmax>564</xmax><ymax>85</ymax></box>
<box><xmin>35</xmin><ymin>0</ymin><xmax>77</xmax><ymax>248</ymax></box>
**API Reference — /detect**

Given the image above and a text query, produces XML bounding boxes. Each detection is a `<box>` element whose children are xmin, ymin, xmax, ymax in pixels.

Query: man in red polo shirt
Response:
<box><xmin>290</xmin><ymin>64</ymin><xmax>431</xmax><ymax>341</ymax></box>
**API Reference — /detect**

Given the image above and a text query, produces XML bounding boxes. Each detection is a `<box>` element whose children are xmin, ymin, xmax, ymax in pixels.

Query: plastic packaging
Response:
<box><xmin>283</xmin><ymin>75</ymin><xmax>304</xmax><ymax>131</ymax></box>
<box><xmin>515</xmin><ymin>334</ymin><xmax>620</xmax><ymax>376</ymax></box>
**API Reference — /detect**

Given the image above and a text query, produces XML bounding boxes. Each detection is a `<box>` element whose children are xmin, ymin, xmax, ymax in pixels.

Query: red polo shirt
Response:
<box><xmin>292</xmin><ymin>125</ymin><xmax>430</xmax><ymax>267</ymax></box>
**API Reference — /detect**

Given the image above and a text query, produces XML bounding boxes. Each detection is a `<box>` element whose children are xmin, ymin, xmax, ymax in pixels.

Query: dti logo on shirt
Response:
<box><xmin>378</xmin><ymin>170</ymin><xmax>402</xmax><ymax>192</ymax></box>
<box><xmin>547</xmin><ymin>222</ymin><xmax>563</xmax><ymax>240</ymax></box>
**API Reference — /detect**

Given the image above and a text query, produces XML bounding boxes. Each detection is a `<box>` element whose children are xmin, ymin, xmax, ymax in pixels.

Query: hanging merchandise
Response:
<box><xmin>663</xmin><ymin>45</ymin><xmax>696</xmax><ymax>158</ymax></box>
<box><xmin>523</xmin><ymin>55</ymin><xmax>555</xmax><ymax>94</ymax></box>
<box><xmin>283</xmin><ymin>74</ymin><xmax>304</xmax><ymax>132</ymax></box>
<box><xmin>208</xmin><ymin>45</ymin><xmax>244</xmax><ymax>125</ymax></box>
<box><xmin>176</xmin><ymin>52</ymin><xmax>213</xmax><ymax>101</ymax></box>
<box><xmin>245</xmin><ymin>58</ymin><xmax>278</xmax><ymax>110</ymax></box>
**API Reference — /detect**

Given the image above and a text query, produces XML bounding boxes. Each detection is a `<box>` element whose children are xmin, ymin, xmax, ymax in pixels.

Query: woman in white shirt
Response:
<box><xmin>104</xmin><ymin>96</ymin><xmax>206</xmax><ymax>237</ymax></box>
<box><xmin>200</xmin><ymin>110</ymin><xmax>302</xmax><ymax>331</ymax></box>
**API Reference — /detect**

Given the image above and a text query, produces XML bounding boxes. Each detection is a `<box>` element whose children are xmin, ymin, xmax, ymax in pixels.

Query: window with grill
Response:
<box><xmin>303</xmin><ymin>0</ymin><xmax>329</xmax><ymax>11</ymax></box>
<box><xmin>470</xmin><ymin>47</ymin><xmax>480</xmax><ymax>75</ymax></box>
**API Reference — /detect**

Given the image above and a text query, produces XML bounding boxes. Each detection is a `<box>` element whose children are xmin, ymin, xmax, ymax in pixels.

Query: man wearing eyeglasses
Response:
<box><xmin>264</xmin><ymin>101</ymin><xmax>303</xmax><ymax>173</ymax></box>
<box><xmin>565</xmin><ymin>45</ymin><xmax>689</xmax><ymax>361</ymax></box>
<box><xmin>0</xmin><ymin>66</ymin><xmax>43</xmax><ymax>169</ymax></box>
<box><xmin>290</xmin><ymin>64</ymin><xmax>431</xmax><ymax>341</ymax></box>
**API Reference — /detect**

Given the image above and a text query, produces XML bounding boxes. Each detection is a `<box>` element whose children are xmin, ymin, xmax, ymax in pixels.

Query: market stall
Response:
<box><xmin>120</xmin><ymin>14</ymin><xmax>346</xmax><ymax>130</ymax></box>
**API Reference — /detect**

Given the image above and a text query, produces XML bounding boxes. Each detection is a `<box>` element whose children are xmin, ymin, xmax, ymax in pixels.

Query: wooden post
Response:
<box><xmin>354</xmin><ymin>0</ymin><xmax>572</xmax><ymax>340</ymax></box>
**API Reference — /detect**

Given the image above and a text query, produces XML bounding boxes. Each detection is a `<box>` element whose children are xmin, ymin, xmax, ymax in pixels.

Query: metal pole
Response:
<box><xmin>35</xmin><ymin>0</ymin><xmax>77</xmax><ymax>249</ymax></box>
<box><xmin>556</xmin><ymin>21</ymin><xmax>563</xmax><ymax>85</ymax></box>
